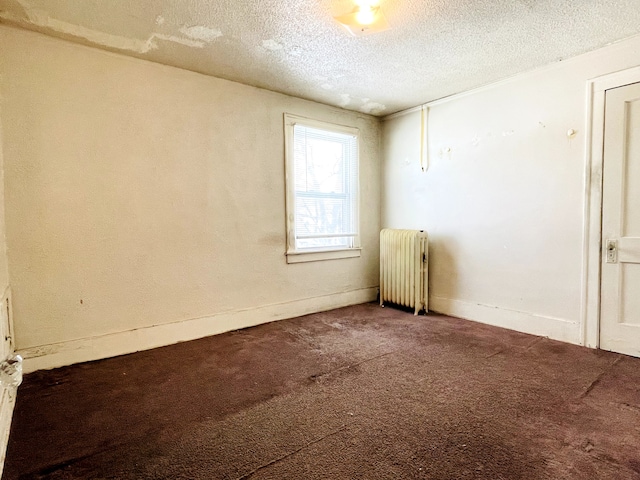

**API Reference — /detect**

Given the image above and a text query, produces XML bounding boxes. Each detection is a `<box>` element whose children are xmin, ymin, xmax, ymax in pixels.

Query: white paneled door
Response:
<box><xmin>600</xmin><ymin>82</ymin><xmax>640</xmax><ymax>357</ymax></box>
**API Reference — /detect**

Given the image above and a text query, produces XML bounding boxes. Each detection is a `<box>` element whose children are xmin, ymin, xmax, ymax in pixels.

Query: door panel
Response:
<box><xmin>600</xmin><ymin>82</ymin><xmax>640</xmax><ymax>356</ymax></box>
<box><xmin>621</xmin><ymin>265</ymin><xmax>640</xmax><ymax>325</ymax></box>
<box><xmin>624</xmin><ymin>99</ymin><xmax>640</xmax><ymax>236</ymax></box>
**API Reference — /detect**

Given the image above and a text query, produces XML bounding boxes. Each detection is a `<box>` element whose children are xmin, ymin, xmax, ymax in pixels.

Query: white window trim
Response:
<box><xmin>284</xmin><ymin>113</ymin><xmax>361</xmax><ymax>264</ymax></box>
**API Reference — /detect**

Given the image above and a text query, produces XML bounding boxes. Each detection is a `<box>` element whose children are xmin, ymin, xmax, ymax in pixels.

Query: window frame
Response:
<box><xmin>284</xmin><ymin>113</ymin><xmax>361</xmax><ymax>264</ymax></box>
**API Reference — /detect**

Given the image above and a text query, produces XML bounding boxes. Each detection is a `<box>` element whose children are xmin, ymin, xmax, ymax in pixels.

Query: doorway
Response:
<box><xmin>599</xmin><ymin>81</ymin><xmax>640</xmax><ymax>356</ymax></box>
<box><xmin>583</xmin><ymin>67</ymin><xmax>640</xmax><ymax>353</ymax></box>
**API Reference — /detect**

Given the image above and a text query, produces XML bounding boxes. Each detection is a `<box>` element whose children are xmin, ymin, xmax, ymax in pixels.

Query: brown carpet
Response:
<box><xmin>4</xmin><ymin>303</ymin><xmax>640</xmax><ymax>479</ymax></box>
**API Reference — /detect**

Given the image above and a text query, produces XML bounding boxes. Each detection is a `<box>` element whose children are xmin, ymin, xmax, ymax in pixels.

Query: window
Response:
<box><xmin>284</xmin><ymin>114</ymin><xmax>360</xmax><ymax>263</ymax></box>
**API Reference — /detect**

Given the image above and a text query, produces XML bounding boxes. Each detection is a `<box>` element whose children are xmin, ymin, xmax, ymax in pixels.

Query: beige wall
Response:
<box><xmin>382</xmin><ymin>34</ymin><xmax>640</xmax><ymax>345</ymax></box>
<box><xmin>0</xmin><ymin>26</ymin><xmax>381</xmax><ymax>365</ymax></box>
<box><xmin>0</xmin><ymin>104</ymin><xmax>9</xmax><ymax>297</ymax></box>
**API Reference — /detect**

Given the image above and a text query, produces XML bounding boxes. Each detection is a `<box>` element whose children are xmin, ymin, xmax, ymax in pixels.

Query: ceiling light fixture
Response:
<box><xmin>334</xmin><ymin>0</ymin><xmax>390</xmax><ymax>37</ymax></box>
<box><xmin>356</xmin><ymin>4</ymin><xmax>376</xmax><ymax>25</ymax></box>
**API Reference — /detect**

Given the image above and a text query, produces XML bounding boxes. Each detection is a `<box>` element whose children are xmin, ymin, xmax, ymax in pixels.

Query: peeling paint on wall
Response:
<box><xmin>149</xmin><ymin>33</ymin><xmax>205</xmax><ymax>50</ymax></box>
<box><xmin>339</xmin><ymin>93</ymin><xmax>352</xmax><ymax>107</ymax></box>
<box><xmin>0</xmin><ymin>7</ymin><xmax>156</xmax><ymax>53</ymax></box>
<box><xmin>360</xmin><ymin>99</ymin><xmax>386</xmax><ymax>115</ymax></box>
<box><xmin>0</xmin><ymin>1</ymin><xmax>219</xmax><ymax>53</ymax></box>
<box><xmin>262</xmin><ymin>39</ymin><xmax>283</xmax><ymax>51</ymax></box>
<box><xmin>4</xmin><ymin>0</ymin><xmax>640</xmax><ymax>117</ymax></box>
<box><xmin>180</xmin><ymin>25</ymin><xmax>223</xmax><ymax>42</ymax></box>
<box><xmin>0</xmin><ymin>10</ymin><xmax>198</xmax><ymax>53</ymax></box>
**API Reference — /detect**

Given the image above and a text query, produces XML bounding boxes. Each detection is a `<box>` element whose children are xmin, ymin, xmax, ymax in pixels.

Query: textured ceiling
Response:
<box><xmin>1</xmin><ymin>0</ymin><xmax>640</xmax><ymax>116</ymax></box>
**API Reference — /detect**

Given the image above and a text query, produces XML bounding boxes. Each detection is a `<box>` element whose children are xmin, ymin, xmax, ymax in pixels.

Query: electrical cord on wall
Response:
<box><xmin>420</xmin><ymin>105</ymin><xmax>430</xmax><ymax>172</ymax></box>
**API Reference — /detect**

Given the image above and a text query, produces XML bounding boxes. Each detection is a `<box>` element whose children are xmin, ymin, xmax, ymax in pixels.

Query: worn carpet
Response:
<box><xmin>4</xmin><ymin>303</ymin><xmax>640</xmax><ymax>479</ymax></box>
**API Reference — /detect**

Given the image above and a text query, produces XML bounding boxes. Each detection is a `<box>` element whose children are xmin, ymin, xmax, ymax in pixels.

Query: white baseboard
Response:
<box><xmin>429</xmin><ymin>296</ymin><xmax>581</xmax><ymax>345</ymax></box>
<box><xmin>19</xmin><ymin>287</ymin><xmax>378</xmax><ymax>373</ymax></box>
<box><xmin>0</xmin><ymin>388</ymin><xmax>16</xmax><ymax>479</ymax></box>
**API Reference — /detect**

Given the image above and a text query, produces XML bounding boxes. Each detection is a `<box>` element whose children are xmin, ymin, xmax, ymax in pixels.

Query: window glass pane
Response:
<box><xmin>295</xmin><ymin>195</ymin><xmax>350</xmax><ymax>237</ymax></box>
<box><xmin>294</xmin><ymin>130</ymin><xmax>346</xmax><ymax>194</ymax></box>
<box><xmin>297</xmin><ymin>237</ymin><xmax>350</xmax><ymax>249</ymax></box>
<box><xmin>290</xmin><ymin>122</ymin><xmax>358</xmax><ymax>251</ymax></box>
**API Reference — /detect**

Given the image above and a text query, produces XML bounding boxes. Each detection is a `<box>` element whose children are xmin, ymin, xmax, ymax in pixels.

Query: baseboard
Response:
<box><xmin>18</xmin><ymin>287</ymin><xmax>378</xmax><ymax>373</ymax></box>
<box><xmin>429</xmin><ymin>296</ymin><xmax>581</xmax><ymax>345</ymax></box>
<box><xmin>0</xmin><ymin>388</ymin><xmax>16</xmax><ymax>479</ymax></box>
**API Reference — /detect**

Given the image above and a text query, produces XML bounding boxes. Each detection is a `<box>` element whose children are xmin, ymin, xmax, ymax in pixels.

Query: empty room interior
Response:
<box><xmin>1</xmin><ymin>0</ymin><xmax>640</xmax><ymax>478</ymax></box>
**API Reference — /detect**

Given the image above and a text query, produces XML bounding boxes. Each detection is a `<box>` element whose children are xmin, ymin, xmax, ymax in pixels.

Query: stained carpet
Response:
<box><xmin>4</xmin><ymin>303</ymin><xmax>640</xmax><ymax>479</ymax></box>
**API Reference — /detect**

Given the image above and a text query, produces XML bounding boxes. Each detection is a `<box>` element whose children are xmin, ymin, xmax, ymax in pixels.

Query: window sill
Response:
<box><xmin>286</xmin><ymin>248</ymin><xmax>362</xmax><ymax>264</ymax></box>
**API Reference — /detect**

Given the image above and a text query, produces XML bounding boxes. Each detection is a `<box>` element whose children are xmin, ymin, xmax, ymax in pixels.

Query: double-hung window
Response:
<box><xmin>284</xmin><ymin>114</ymin><xmax>360</xmax><ymax>263</ymax></box>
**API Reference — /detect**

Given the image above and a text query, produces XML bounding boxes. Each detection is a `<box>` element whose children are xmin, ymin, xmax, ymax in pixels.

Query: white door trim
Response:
<box><xmin>583</xmin><ymin>66</ymin><xmax>640</xmax><ymax>348</ymax></box>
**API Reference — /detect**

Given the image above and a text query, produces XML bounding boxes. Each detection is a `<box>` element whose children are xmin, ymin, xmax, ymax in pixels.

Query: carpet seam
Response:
<box><xmin>580</xmin><ymin>355</ymin><xmax>623</xmax><ymax>399</ymax></box>
<box><xmin>234</xmin><ymin>424</ymin><xmax>349</xmax><ymax>480</ymax></box>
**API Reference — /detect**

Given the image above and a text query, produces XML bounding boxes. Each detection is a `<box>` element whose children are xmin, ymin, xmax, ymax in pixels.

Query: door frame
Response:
<box><xmin>583</xmin><ymin>66</ymin><xmax>640</xmax><ymax>348</ymax></box>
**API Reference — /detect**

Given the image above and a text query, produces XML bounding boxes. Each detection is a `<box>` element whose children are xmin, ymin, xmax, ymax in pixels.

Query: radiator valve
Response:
<box><xmin>0</xmin><ymin>354</ymin><xmax>23</xmax><ymax>389</ymax></box>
